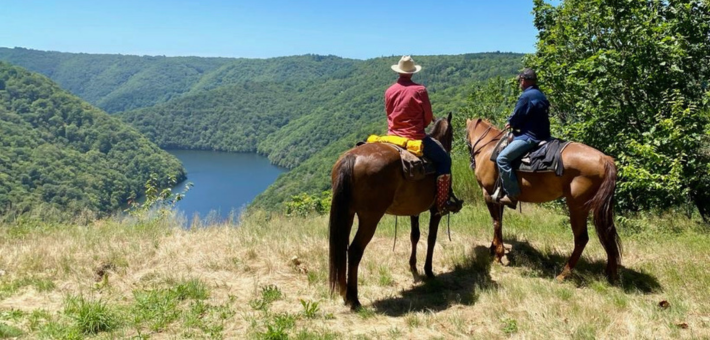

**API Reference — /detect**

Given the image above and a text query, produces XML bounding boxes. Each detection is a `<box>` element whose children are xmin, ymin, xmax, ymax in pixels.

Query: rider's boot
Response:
<box><xmin>436</xmin><ymin>174</ymin><xmax>463</xmax><ymax>215</ymax></box>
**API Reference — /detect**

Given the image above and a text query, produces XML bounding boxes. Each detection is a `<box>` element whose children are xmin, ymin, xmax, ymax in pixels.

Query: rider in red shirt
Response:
<box><xmin>385</xmin><ymin>56</ymin><xmax>461</xmax><ymax>215</ymax></box>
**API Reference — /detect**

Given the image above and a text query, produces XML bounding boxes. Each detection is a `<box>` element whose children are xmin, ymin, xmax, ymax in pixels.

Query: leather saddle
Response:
<box><xmin>356</xmin><ymin>141</ymin><xmax>436</xmax><ymax>181</ymax></box>
<box><xmin>490</xmin><ymin>132</ymin><xmax>570</xmax><ymax>176</ymax></box>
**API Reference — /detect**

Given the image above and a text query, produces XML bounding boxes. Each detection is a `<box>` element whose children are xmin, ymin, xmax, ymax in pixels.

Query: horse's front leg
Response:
<box><xmin>409</xmin><ymin>215</ymin><xmax>420</xmax><ymax>278</ymax></box>
<box><xmin>486</xmin><ymin>200</ymin><xmax>505</xmax><ymax>262</ymax></box>
<box><xmin>424</xmin><ymin>208</ymin><xmax>442</xmax><ymax>278</ymax></box>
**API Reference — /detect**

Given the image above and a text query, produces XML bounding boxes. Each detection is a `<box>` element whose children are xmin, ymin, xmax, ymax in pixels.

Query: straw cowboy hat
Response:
<box><xmin>391</xmin><ymin>55</ymin><xmax>422</xmax><ymax>74</ymax></box>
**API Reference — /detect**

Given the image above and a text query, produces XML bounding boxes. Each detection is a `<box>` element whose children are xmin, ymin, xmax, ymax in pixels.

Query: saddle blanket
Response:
<box><xmin>366</xmin><ymin>135</ymin><xmax>424</xmax><ymax>157</ymax></box>
<box><xmin>490</xmin><ymin>134</ymin><xmax>571</xmax><ymax>176</ymax></box>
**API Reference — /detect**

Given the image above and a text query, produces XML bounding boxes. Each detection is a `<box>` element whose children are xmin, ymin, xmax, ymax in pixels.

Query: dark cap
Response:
<box><xmin>517</xmin><ymin>68</ymin><xmax>537</xmax><ymax>80</ymax></box>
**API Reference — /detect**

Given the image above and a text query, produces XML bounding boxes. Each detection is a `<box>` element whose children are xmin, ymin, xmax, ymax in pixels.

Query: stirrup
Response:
<box><xmin>497</xmin><ymin>195</ymin><xmax>518</xmax><ymax>209</ymax></box>
<box><xmin>437</xmin><ymin>194</ymin><xmax>463</xmax><ymax>216</ymax></box>
<box><xmin>448</xmin><ymin>193</ymin><xmax>464</xmax><ymax>213</ymax></box>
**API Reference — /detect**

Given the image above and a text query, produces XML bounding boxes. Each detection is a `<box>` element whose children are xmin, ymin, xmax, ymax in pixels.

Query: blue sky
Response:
<box><xmin>0</xmin><ymin>0</ymin><xmax>545</xmax><ymax>59</ymax></box>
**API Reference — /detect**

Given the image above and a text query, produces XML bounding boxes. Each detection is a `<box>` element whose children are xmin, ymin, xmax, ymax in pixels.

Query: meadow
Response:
<box><xmin>0</xmin><ymin>160</ymin><xmax>708</xmax><ymax>339</ymax></box>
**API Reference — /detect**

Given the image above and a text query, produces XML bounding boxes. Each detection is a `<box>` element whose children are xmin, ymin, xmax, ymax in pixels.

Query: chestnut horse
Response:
<box><xmin>465</xmin><ymin>118</ymin><xmax>622</xmax><ymax>282</ymax></box>
<box><xmin>329</xmin><ymin>114</ymin><xmax>453</xmax><ymax>310</ymax></box>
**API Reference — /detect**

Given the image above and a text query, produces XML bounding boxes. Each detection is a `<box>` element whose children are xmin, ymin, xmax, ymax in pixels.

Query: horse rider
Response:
<box><xmin>385</xmin><ymin>55</ymin><xmax>462</xmax><ymax>215</ymax></box>
<box><xmin>496</xmin><ymin>68</ymin><xmax>551</xmax><ymax>208</ymax></box>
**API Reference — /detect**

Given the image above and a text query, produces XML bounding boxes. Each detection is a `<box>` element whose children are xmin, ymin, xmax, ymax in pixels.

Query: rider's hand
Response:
<box><xmin>505</xmin><ymin>122</ymin><xmax>511</xmax><ymax>130</ymax></box>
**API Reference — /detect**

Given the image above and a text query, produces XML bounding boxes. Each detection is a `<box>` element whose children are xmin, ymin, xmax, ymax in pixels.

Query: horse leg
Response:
<box><xmin>409</xmin><ymin>215</ymin><xmax>420</xmax><ymax>278</ymax></box>
<box><xmin>346</xmin><ymin>211</ymin><xmax>384</xmax><ymax>310</ymax></box>
<box><xmin>557</xmin><ymin>204</ymin><xmax>590</xmax><ymax>282</ymax></box>
<box><xmin>424</xmin><ymin>208</ymin><xmax>442</xmax><ymax>278</ymax></box>
<box><xmin>486</xmin><ymin>200</ymin><xmax>505</xmax><ymax>262</ymax></box>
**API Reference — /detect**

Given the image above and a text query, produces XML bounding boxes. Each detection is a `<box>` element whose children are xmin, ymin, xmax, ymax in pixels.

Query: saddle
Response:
<box><xmin>390</xmin><ymin>144</ymin><xmax>437</xmax><ymax>181</ymax></box>
<box><xmin>356</xmin><ymin>140</ymin><xmax>436</xmax><ymax>181</ymax></box>
<box><xmin>490</xmin><ymin>132</ymin><xmax>571</xmax><ymax>176</ymax></box>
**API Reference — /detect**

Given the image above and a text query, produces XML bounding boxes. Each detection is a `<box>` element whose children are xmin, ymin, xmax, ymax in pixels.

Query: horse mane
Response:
<box><xmin>428</xmin><ymin>118</ymin><xmax>447</xmax><ymax>138</ymax></box>
<box><xmin>470</xmin><ymin>118</ymin><xmax>502</xmax><ymax>134</ymax></box>
<box><xmin>428</xmin><ymin>117</ymin><xmax>452</xmax><ymax>152</ymax></box>
<box><xmin>466</xmin><ymin>118</ymin><xmax>505</xmax><ymax>145</ymax></box>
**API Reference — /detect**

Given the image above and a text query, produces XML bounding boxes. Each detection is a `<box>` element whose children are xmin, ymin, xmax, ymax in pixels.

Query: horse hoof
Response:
<box><xmin>606</xmin><ymin>273</ymin><xmax>620</xmax><ymax>285</ymax></box>
<box><xmin>500</xmin><ymin>255</ymin><xmax>510</xmax><ymax>266</ymax></box>
<box><xmin>425</xmin><ymin>270</ymin><xmax>435</xmax><ymax>279</ymax></box>
<box><xmin>348</xmin><ymin>301</ymin><xmax>362</xmax><ymax>311</ymax></box>
<box><xmin>556</xmin><ymin>269</ymin><xmax>572</xmax><ymax>282</ymax></box>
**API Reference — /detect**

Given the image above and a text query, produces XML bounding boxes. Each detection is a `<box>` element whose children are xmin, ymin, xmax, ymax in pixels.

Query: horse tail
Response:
<box><xmin>329</xmin><ymin>154</ymin><xmax>356</xmax><ymax>296</ymax></box>
<box><xmin>589</xmin><ymin>156</ymin><xmax>622</xmax><ymax>266</ymax></box>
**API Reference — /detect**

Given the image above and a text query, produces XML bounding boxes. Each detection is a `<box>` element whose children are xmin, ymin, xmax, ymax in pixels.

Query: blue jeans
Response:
<box><xmin>422</xmin><ymin>136</ymin><xmax>451</xmax><ymax>175</ymax></box>
<box><xmin>496</xmin><ymin>139</ymin><xmax>536</xmax><ymax>197</ymax></box>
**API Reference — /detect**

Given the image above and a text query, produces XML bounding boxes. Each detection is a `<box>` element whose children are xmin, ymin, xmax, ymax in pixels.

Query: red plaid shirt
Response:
<box><xmin>385</xmin><ymin>77</ymin><xmax>433</xmax><ymax>140</ymax></box>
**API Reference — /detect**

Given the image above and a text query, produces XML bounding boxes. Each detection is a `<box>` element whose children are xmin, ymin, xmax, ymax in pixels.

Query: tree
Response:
<box><xmin>527</xmin><ymin>0</ymin><xmax>710</xmax><ymax>218</ymax></box>
<box><xmin>455</xmin><ymin>76</ymin><xmax>519</xmax><ymax>154</ymax></box>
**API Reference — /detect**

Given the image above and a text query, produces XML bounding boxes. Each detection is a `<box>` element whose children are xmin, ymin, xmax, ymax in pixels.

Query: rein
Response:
<box><xmin>466</xmin><ymin>120</ymin><xmax>508</xmax><ymax>170</ymax></box>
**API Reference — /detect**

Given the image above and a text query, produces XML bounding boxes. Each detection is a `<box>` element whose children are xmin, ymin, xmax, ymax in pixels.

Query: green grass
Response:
<box><xmin>253</xmin><ymin>312</ymin><xmax>296</xmax><ymax>340</ymax></box>
<box><xmin>132</xmin><ymin>288</ymin><xmax>181</xmax><ymax>331</ymax></box>
<box><xmin>357</xmin><ymin>307</ymin><xmax>377</xmax><ymax>319</ymax></box>
<box><xmin>64</xmin><ymin>295</ymin><xmax>120</xmax><ymax>335</ymax></box>
<box><xmin>300</xmin><ymin>299</ymin><xmax>320</xmax><ymax>319</ymax></box>
<box><xmin>131</xmin><ymin>278</ymin><xmax>210</xmax><ymax>332</ymax></box>
<box><xmin>0</xmin><ymin>322</ymin><xmax>23</xmax><ymax>338</ymax></box>
<box><xmin>260</xmin><ymin>285</ymin><xmax>283</xmax><ymax>304</ymax></box>
<box><xmin>377</xmin><ymin>266</ymin><xmax>394</xmax><ymax>286</ymax></box>
<box><xmin>250</xmin><ymin>285</ymin><xmax>284</xmax><ymax>312</ymax></box>
<box><xmin>173</xmin><ymin>278</ymin><xmax>210</xmax><ymax>300</ymax></box>
<box><xmin>501</xmin><ymin>318</ymin><xmax>518</xmax><ymax>335</ymax></box>
<box><xmin>294</xmin><ymin>328</ymin><xmax>340</xmax><ymax>340</ymax></box>
<box><xmin>0</xmin><ymin>277</ymin><xmax>55</xmax><ymax>299</ymax></box>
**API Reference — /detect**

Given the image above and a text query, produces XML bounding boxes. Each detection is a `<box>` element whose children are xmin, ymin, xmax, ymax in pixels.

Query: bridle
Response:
<box><xmin>465</xmin><ymin>119</ymin><xmax>508</xmax><ymax>170</ymax></box>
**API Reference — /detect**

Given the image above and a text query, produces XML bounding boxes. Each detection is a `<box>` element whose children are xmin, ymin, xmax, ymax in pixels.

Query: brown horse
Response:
<box><xmin>329</xmin><ymin>113</ymin><xmax>454</xmax><ymax>310</ymax></box>
<box><xmin>465</xmin><ymin>118</ymin><xmax>622</xmax><ymax>282</ymax></box>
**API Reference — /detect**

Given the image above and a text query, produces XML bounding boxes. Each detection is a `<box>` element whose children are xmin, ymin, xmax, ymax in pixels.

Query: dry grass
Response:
<box><xmin>0</xmin><ymin>205</ymin><xmax>708</xmax><ymax>339</ymax></box>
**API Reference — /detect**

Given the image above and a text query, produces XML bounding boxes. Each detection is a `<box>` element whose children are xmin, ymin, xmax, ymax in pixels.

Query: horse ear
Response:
<box><xmin>447</xmin><ymin>112</ymin><xmax>452</xmax><ymax>123</ymax></box>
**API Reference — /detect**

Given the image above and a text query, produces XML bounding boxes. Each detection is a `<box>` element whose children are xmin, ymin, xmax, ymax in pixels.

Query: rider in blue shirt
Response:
<box><xmin>496</xmin><ymin>68</ymin><xmax>551</xmax><ymax>208</ymax></box>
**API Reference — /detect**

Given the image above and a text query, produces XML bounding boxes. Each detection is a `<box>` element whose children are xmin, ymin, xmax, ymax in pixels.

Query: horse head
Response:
<box><xmin>465</xmin><ymin>118</ymin><xmax>503</xmax><ymax>170</ymax></box>
<box><xmin>429</xmin><ymin>112</ymin><xmax>453</xmax><ymax>153</ymax></box>
<box><xmin>464</xmin><ymin>118</ymin><xmax>493</xmax><ymax>145</ymax></box>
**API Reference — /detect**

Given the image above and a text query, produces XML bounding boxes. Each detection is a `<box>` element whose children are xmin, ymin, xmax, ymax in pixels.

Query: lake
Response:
<box><xmin>167</xmin><ymin>150</ymin><xmax>286</xmax><ymax>224</ymax></box>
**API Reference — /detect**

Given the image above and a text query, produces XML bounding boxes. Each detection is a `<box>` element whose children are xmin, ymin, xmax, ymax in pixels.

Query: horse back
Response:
<box><xmin>333</xmin><ymin>144</ymin><xmax>436</xmax><ymax>216</ymax></box>
<box><xmin>560</xmin><ymin>142</ymin><xmax>611</xmax><ymax>177</ymax></box>
<box><xmin>514</xmin><ymin>142</ymin><xmax>612</xmax><ymax>203</ymax></box>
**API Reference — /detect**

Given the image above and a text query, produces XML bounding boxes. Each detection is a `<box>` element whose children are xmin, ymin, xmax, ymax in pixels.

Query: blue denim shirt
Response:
<box><xmin>508</xmin><ymin>85</ymin><xmax>551</xmax><ymax>143</ymax></box>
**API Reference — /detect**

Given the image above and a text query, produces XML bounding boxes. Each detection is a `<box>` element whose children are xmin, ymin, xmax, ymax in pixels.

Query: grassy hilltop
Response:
<box><xmin>0</xmin><ymin>160</ymin><xmax>707</xmax><ymax>339</ymax></box>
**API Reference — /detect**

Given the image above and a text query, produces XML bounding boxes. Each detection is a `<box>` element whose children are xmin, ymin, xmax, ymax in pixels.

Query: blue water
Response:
<box><xmin>167</xmin><ymin>150</ymin><xmax>286</xmax><ymax>223</ymax></box>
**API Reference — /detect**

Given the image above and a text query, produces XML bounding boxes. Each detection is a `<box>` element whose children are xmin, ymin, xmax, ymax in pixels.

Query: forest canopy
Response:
<box><xmin>526</xmin><ymin>0</ymin><xmax>710</xmax><ymax>218</ymax></box>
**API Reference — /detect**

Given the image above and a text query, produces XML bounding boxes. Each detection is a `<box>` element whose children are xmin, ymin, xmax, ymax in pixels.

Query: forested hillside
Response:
<box><xmin>0</xmin><ymin>48</ymin><xmax>523</xmax><ymax>209</ymax></box>
<box><xmin>0</xmin><ymin>47</ymin><xmax>232</xmax><ymax>113</ymax></box>
<box><xmin>0</xmin><ymin>62</ymin><xmax>185</xmax><ymax>217</ymax></box>
<box><xmin>0</xmin><ymin>48</ymin><xmax>363</xmax><ymax>113</ymax></box>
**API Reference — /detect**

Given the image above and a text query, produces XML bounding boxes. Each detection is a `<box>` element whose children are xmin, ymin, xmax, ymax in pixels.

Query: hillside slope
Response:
<box><xmin>0</xmin><ymin>62</ymin><xmax>185</xmax><ymax>217</ymax></box>
<box><xmin>0</xmin><ymin>48</ymin><xmax>360</xmax><ymax>113</ymax></box>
